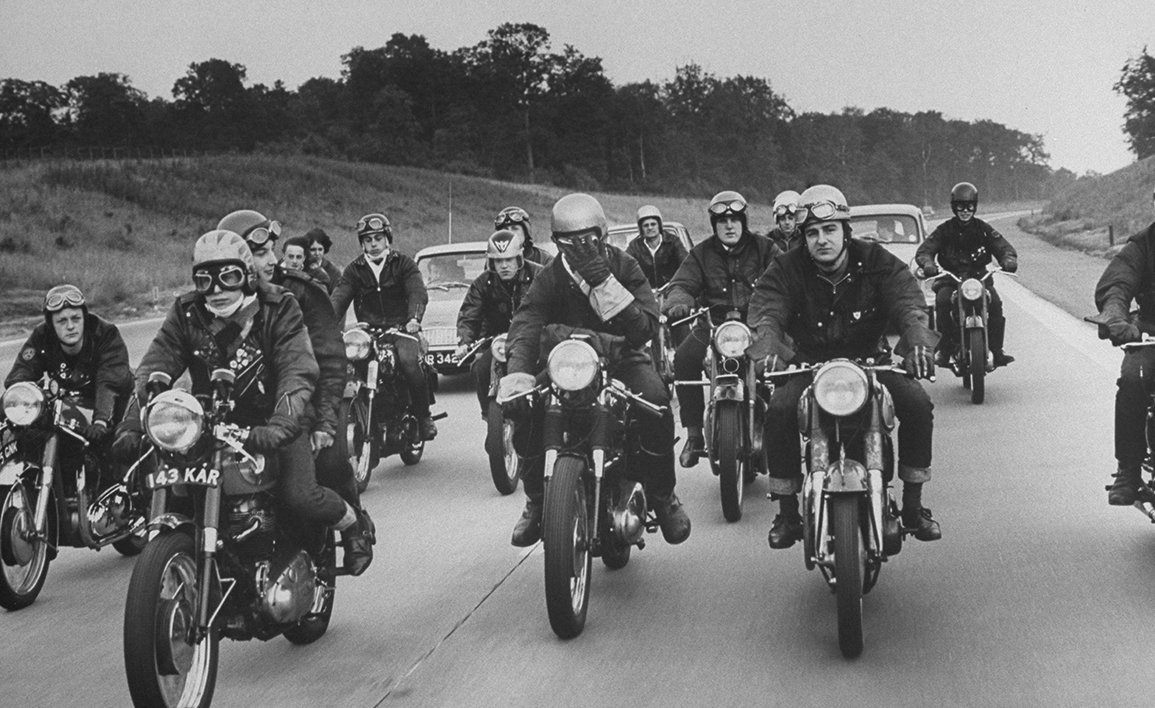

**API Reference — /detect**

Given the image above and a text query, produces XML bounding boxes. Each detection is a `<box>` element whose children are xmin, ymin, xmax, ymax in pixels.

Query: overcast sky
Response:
<box><xmin>3</xmin><ymin>0</ymin><xmax>1152</xmax><ymax>176</ymax></box>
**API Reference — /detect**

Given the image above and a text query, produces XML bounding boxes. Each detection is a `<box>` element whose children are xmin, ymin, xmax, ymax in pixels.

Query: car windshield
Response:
<box><xmin>848</xmin><ymin>215</ymin><xmax>920</xmax><ymax>244</ymax></box>
<box><xmin>418</xmin><ymin>252</ymin><xmax>485</xmax><ymax>289</ymax></box>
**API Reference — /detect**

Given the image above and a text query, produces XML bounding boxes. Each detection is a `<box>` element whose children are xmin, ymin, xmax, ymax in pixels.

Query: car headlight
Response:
<box><xmin>492</xmin><ymin>334</ymin><xmax>508</xmax><ymax>363</ymax></box>
<box><xmin>713</xmin><ymin>321</ymin><xmax>751</xmax><ymax>359</ymax></box>
<box><xmin>145</xmin><ymin>390</ymin><xmax>204</xmax><ymax>453</ymax></box>
<box><xmin>960</xmin><ymin>278</ymin><xmax>985</xmax><ymax>301</ymax></box>
<box><xmin>812</xmin><ymin>360</ymin><xmax>869</xmax><ymax>417</ymax></box>
<box><xmin>547</xmin><ymin>340</ymin><xmax>600</xmax><ymax>392</ymax></box>
<box><xmin>343</xmin><ymin>328</ymin><xmax>372</xmax><ymax>361</ymax></box>
<box><xmin>1</xmin><ymin>382</ymin><xmax>45</xmax><ymax>426</ymax></box>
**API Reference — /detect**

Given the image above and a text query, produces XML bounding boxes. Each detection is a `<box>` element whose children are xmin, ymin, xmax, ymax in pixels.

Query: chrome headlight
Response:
<box><xmin>960</xmin><ymin>278</ymin><xmax>985</xmax><ymax>301</ymax></box>
<box><xmin>713</xmin><ymin>321</ymin><xmax>751</xmax><ymax>359</ymax></box>
<box><xmin>492</xmin><ymin>333</ymin><xmax>509</xmax><ymax>363</ymax></box>
<box><xmin>343</xmin><ymin>328</ymin><xmax>372</xmax><ymax>361</ymax></box>
<box><xmin>812</xmin><ymin>360</ymin><xmax>870</xmax><ymax>417</ymax></box>
<box><xmin>145</xmin><ymin>390</ymin><xmax>204</xmax><ymax>453</ymax></box>
<box><xmin>547</xmin><ymin>340</ymin><xmax>600</xmax><ymax>392</ymax></box>
<box><xmin>1</xmin><ymin>382</ymin><xmax>45</xmax><ymax>426</ymax></box>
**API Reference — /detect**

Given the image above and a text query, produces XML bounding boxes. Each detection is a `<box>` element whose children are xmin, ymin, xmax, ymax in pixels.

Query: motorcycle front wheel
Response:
<box><xmin>968</xmin><ymin>328</ymin><xmax>986</xmax><ymax>404</ymax></box>
<box><xmin>343</xmin><ymin>397</ymin><xmax>374</xmax><ymax>493</ymax></box>
<box><xmin>0</xmin><ymin>482</ymin><xmax>50</xmax><ymax>610</ymax></box>
<box><xmin>123</xmin><ymin>531</ymin><xmax>219</xmax><ymax>708</ymax></box>
<box><xmin>486</xmin><ymin>401</ymin><xmax>520</xmax><ymax>495</ymax></box>
<box><xmin>831</xmin><ymin>495</ymin><xmax>865</xmax><ymax>658</ymax></box>
<box><xmin>715</xmin><ymin>404</ymin><xmax>745</xmax><ymax>522</ymax></box>
<box><xmin>543</xmin><ymin>456</ymin><xmax>592</xmax><ymax>639</ymax></box>
<box><xmin>399</xmin><ymin>414</ymin><xmax>425</xmax><ymax>466</ymax></box>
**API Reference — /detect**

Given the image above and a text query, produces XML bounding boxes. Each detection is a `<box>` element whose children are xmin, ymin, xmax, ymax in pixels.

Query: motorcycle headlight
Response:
<box><xmin>343</xmin><ymin>328</ymin><xmax>372</xmax><ymax>361</ymax></box>
<box><xmin>1</xmin><ymin>382</ymin><xmax>45</xmax><ymax>426</ymax></box>
<box><xmin>547</xmin><ymin>340</ymin><xmax>600</xmax><ymax>392</ymax></box>
<box><xmin>493</xmin><ymin>334</ymin><xmax>508</xmax><ymax>363</ymax></box>
<box><xmin>812</xmin><ymin>360</ymin><xmax>870</xmax><ymax>417</ymax></box>
<box><xmin>145</xmin><ymin>390</ymin><xmax>204</xmax><ymax>454</ymax></box>
<box><xmin>713</xmin><ymin>321</ymin><xmax>752</xmax><ymax>359</ymax></box>
<box><xmin>960</xmin><ymin>278</ymin><xmax>985</xmax><ymax>301</ymax></box>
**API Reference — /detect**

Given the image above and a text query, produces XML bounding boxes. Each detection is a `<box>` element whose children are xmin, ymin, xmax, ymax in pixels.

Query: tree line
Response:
<box><xmin>0</xmin><ymin>22</ymin><xmax>1072</xmax><ymax>205</ymax></box>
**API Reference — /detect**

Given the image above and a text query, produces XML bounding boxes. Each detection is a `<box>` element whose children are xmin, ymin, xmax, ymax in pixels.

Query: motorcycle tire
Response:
<box><xmin>831</xmin><ymin>495</ymin><xmax>865</xmax><ymax>659</ymax></box>
<box><xmin>543</xmin><ymin>455</ymin><xmax>592</xmax><ymax>639</ymax></box>
<box><xmin>0</xmin><ymin>483</ymin><xmax>50</xmax><ymax>611</ymax></box>
<box><xmin>968</xmin><ymin>329</ymin><xmax>985</xmax><ymax>405</ymax></box>
<box><xmin>343</xmin><ymin>398</ymin><xmax>374</xmax><ymax>493</ymax></box>
<box><xmin>715</xmin><ymin>404</ymin><xmax>744</xmax><ymax>523</ymax></box>
<box><xmin>124</xmin><ymin>531</ymin><xmax>219</xmax><ymax>708</ymax></box>
<box><xmin>284</xmin><ymin>538</ymin><xmax>337</xmax><ymax>645</ymax></box>
<box><xmin>486</xmin><ymin>401</ymin><xmax>520</xmax><ymax>495</ymax></box>
<box><xmin>399</xmin><ymin>415</ymin><xmax>425</xmax><ymax>466</ymax></box>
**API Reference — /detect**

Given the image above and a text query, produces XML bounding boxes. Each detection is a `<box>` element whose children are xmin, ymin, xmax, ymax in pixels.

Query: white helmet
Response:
<box><xmin>772</xmin><ymin>190</ymin><xmax>801</xmax><ymax>220</ymax></box>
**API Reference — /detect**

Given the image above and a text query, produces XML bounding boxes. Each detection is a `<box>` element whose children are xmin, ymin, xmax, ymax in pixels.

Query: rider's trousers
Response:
<box><xmin>1116</xmin><ymin>346</ymin><xmax>1155</xmax><ymax>470</ymax></box>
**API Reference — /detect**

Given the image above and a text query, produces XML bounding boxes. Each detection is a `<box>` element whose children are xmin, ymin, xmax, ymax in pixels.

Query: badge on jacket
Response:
<box><xmin>21</xmin><ymin>347</ymin><xmax>36</xmax><ymax>361</ymax></box>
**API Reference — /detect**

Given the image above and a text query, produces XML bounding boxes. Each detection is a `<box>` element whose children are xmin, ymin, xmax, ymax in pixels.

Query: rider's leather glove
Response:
<box><xmin>109</xmin><ymin>429</ymin><xmax>142</xmax><ymax>464</ymax></box>
<box><xmin>453</xmin><ymin>343</ymin><xmax>470</xmax><ymax>360</ymax></box>
<box><xmin>903</xmin><ymin>345</ymin><xmax>935</xmax><ymax>380</ymax></box>
<box><xmin>405</xmin><ymin>318</ymin><xmax>421</xmax><ymax>334</ymax></box>
<box><xmin>1001</xmin><ymin>258</ymin><xmax>1018</xmax><ymax>274</ymax></box>
<box><xmin>918</xmin><ymin>262</ymin><xmax>939</xmax><ymax>278</ymax></box>
<box><xmin>565</xmin><ymin>238</ymin><xmax>612</xmax><ymax>286</ymax></box>
<box><xmin>84</xmin><ymin>419</ymin><xmax>110</xmax><ymax>445</ymax></box>
<box><xmin>664</xmin><ymin>303</ymin><xmax>691</xmax><ymax>321</ymax></box>
<box><xmin>1107</xmin><ymin>319</ymin><xmax>1142</xmax><ymax>346</ymax></box>
<box><xmin>497</xmin><ymin>372</ymin><xmax>536</xmax><ymax>419</ymax></box>
<box><xmin>245</xmin><ymin>425</ymin><xmax>286</xmax><ymax>453</ymax></box>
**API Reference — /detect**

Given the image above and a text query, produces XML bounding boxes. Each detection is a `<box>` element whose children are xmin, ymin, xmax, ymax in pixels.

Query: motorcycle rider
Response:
<box><xmin>625</xmin><ymin>205</ymin><xmax>689</xmax><ymax>290</ymax></box>
<box><xmin>330</xmin><ymin>212</ymin><xmax>438</xmax><ymax>440</ymax></box>
<box><xmin>121</xmin><ymin>231</ymin><xmax>374</xmax><ymax>571</ymax></box>
<box><xmin>454</xmin><ymin>228</ymin><xmax>544</xmax><ymax>417</ymax></box>
<box><xmin>498</xmin><ymin>193</ymin><xmax>692</xmax><ymax>547</ymax></box>
<box><xmin>748</xmin><ymin>184</ymin><xmax>941</xmax><ymax>547</ymax></box>
<box><xmin>915</xmin><ymin>182</ymin><xmax>1019</xmax><ymax>367</ymax></box>
<box><xmin>216</xmin><ymin>209</ymin><xmax>374</xmax><ymax>575</ymax></box>
<box><xmin>766</xmin><ymin>190</ymin><xmax>803</xmax><ymax>252</ymax></box>
<box><xmin>5</xmin><ymin>284</ymin><xmax>132</xmax><ymax>487</ymax></box>
<box><xmin>494</xmin><ymin>206</ymin><xmax>552</xmax><ymax>266</ymax></box>
<box><xmin>1092</xmin><ymin>183</ymin><xmax>1155</xmax><ymax>505</ymax></box>
<box><xmin>662</xmin><ymin>190</ymin><xmax>780</xmax><ymax>467</ymax></box>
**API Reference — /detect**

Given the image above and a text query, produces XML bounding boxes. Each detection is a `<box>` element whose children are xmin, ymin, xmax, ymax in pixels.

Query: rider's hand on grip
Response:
<box><xmin>664</xmin><ymin>303</ymin><xmax>691</xmax><ymax>321</ymax></box>
<box><xmin>1001</xmin><ymin>259</ymin><xmax>1018</xmax><ymax>274</ymax></box>
<box><xmin>919</xmin><ymin>262</ymin><xmax>939</xmax><ymax>278</ymax></box>
<box><xmin>405</xmin><ymin>318</ymin><xmax>421</xmax><ymax>334</ymax></box>
<box><xmin>497</xmin><ymin>372</ymin><xmax>536</xmax><ymax>419</ymax></box>
<box><xmin>245</xmin><ymin>425</ymin><xmax>280</xmax><ymax>453</ymax></box>
<box><xmin>903</xmin><ymin>345</ymin><xmax>935</xmax><ymax>380</ymax></box>
<box><xmin>1108</xmin><ymin>319</ymin><xmax>1142</xmax><ymax>346</ymax></box>
<box><xmin>109</xmin><ymin>430</ymin><xmax>142</xmax><ymax>463</ymax></box>
<box><xmin>84</xmin><ymin>419</ymin><xmax>110</xmax><ymax>445</ymax></box>
<box><xmin>746</xmin><ymin>335</ymin><xmax>773</xmax><ymax>362</ymax></box>
<box><xmin>453</xmin><ymin>343</ymin><xmax>470</xmax><ymax>360</ymax></box>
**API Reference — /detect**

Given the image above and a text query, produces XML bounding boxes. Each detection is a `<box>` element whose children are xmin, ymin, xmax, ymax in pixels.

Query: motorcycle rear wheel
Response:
<box><xmin>486</xmin><ymin>401</ymin><xmax>520</xmax><ymax>495</ymax></box>
<box><xmin>543</xmin><ymin>456</ymin><xmax>592</xmax><ymax>639</ymax></box>
<box><xmin>343</xmin><ymin>398</ymin><xmax>375</xmax><ymax>493</ymax></box>
<box><xmin>284</xmin><ymin>538</ymin><xmax>337</xmax><ymax>645</ymax></box>
<box><xmin>0</xmin><ymin>483</ymin><xmax>50</xmax><ymax>611</ymax></box>
<box><xmin>399</xmin><ymin>414</ymin><xmax>425</xmax><ymax>466</ymax></box>
<box><xmin>968</xmin><ymin>329</ymin><xmax>985</xmax><ymax>404</ymax></box>
<box><xmin>124</xmin><ymin>531</ymin><xmax>219</xmax><ymax>708</ymax></box>
<box><xmin>831</xmin><ymin>495</ymin><xmax>865</xmax><ymax>659</ymax></box>
<box><xmin>716</xmin><ymin>404</ymin><xmax>744</xmax><ymax>522</ymax></box>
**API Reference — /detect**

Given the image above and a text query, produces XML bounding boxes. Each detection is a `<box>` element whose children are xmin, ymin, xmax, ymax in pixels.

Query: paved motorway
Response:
<box><xmin>2</xmin><ymin>214</ymin><xmax>1154</xmax><ymax>707</ymax></box>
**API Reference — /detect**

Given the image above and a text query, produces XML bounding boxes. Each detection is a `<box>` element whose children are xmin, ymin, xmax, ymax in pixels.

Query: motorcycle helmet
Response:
<box><xmin>356</xmin><ymin>213</ymin><xmax>393</xmax><ymax>243</ymax></box>
<box><xmin>950</xmin><ymin>182</ymin><xmax>979</xmax><ymax>217</ymax></box>
<box><xmin>551</xmin><ymin>193</ymin><xmax>608</xmax><ymax>259</ymax></box>
<box><xmin>772</xmin><ymin>190</ymin><xmax>801</xmax><ymax>220</ymax></box>
<box><xmin>707</xmin><ymin>190</ymin><xmax>748</xmax><ymax>231</ymax></box>
<box><xmin>486</xmin><ymin>228</ymin><xmax>525</xmax><ymax>271</ymax></box>
<box><xmin>217</xmin><ymin>209</ymin><xmax>281</xmax><ymax>248</ymax></box>
<box><xmin>192</xmin><ymin>230</ymin><xmax>256</xmax><ymax>293</ymax></box>
<box><xmin>636</xmin><ymin>204</ymin><xmax>664</xmax><ymax>232</ymax></box>
<box><xmin>796</xmin><ymin>184</ymin><xmax>851</xmax><ymax>228</ymax></box>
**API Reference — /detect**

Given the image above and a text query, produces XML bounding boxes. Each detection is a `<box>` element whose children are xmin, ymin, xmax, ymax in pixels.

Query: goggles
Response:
<box><xmin>44</xmin><ymin>284</ymin><xmax>86</xmax><ymax>312</ymax></box>
<box><xmin>708</xmin><ymin>199</ymin><xmax>747</xmax><ymax>216</ymax></box>
<box><xmin>553</xmin><ymin>229</ymin><xmax>600</xmax><ymax>248</ymax></box>
<box><xmin>773</xmin><ymin>204</ymin><xmax>799</xmax><ymax>218</ymax></box>
<box><xmin>357</xmin><ymin>215</ymin><xmax>391</xmax><ymax>235</ymax></box>
<box><xmin>951</xmin><ymin>202</ymin><xmax>976</xmax><ymax>212</ymax></box>
<box><xmin>242</xmin><ymin>220</ymin><xmax>281</xmax><ymax>247</ymax></box>
<box><xmin>193</xmin><ymin>264</ymin><xmax>248</xmax><ymax>294</ymax></box>
<box><xmin>495</xmin><ymin>210</ymin><xmax>529</xmax><ymax>228</ymax></box>
<box><xmin>797</xmin><ymin>200</ymin><xmax>850</xmax><ymax>223</ymax></box>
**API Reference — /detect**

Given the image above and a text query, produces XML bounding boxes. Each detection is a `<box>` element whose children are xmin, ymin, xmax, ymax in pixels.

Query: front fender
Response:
<box><xmin>963</xmin><ymin>315</ymin><xmax>985</xmax><ymax>329</ymax></box>
<box><xmin>823</xmin><ymin>459</ymin><xmax>868</xmax><ymax>493</ymax></box>
<box><xmin>711</xmin><ymin>375</ymin><xmax>745</xmax><ymax>403</ymax></box>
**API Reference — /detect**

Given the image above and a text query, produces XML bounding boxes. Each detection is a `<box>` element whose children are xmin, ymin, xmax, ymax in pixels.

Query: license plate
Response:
<box><xmin>424</xmin><ymin>351</ymin><xmax>458</xmax><ymax>366</ymax></box>
<box><xmin>145</xmin><ymin>466</ymin><xmax>222</xmax><ymax>490</ymax></box>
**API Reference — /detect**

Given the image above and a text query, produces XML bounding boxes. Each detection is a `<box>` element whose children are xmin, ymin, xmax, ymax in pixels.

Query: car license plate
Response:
<box><xmin>145</xmin><ymin>466</ymin><xmax>222</xmax><ymax>490</ymax></box>
<box><xmin>424</xmin><ymin>351</ymin><xmax>458</xmax><ymax>366</ymax></box>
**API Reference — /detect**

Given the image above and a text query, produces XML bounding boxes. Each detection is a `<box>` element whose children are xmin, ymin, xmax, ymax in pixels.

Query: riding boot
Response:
<box><xmin>989</xmin><ymin>317</ymin><xmax>1014</xmax><ymax>367</ymax></box>
<box><xmin>511</xmin><ymin>492</ymin><xmax>543</xmax><ymax>547</ymax></box>
<box><xmin>1108</xmin><ymin>464</ymin><xmax>1142</xmax><ymax>506</ymax></box>
<box><xmin>767</xmin><ymin>494</ymin><xmax>803</xmax><ymax>549</ymax></box>
<box><xmin>901</xmin><ymin>483</ymin><xmax>941</xmax><ymax>541</ymax></box>
<box><xmin>679</xmin><ymin>425</ymin><xmax>705</xmax><ymax>468</ymax></box>
<box><xmin>340</xmin><ymin>506</ymin><xmax>375</xmax><ymax>576</ymax></box>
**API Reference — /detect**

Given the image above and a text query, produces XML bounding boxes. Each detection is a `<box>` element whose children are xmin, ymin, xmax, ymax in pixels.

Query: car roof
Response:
<box><xmin>848</xmin><ymin>204</ymin><xmax>923</xmax><ymax>218</ymax></box>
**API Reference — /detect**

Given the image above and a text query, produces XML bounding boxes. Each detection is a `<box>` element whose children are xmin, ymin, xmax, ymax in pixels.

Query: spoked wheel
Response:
<box><xmin>0</xmin><ymin>483</ymin><xmax>50</xmax><ymax>611</ymax></box>
<box><xmin>543</xmin><ymin>456</ymin><xmax>592</xmax><ymax>639</ymax></box>
<box><xmin>284</xmin><ymin>538</ymin><xmax>336</xmax><ymax>645</ymax></box>
<box><xmin>831</xmin><ymin>495</ymin><xmax>865</xmax><ymax>659</ymax></box>
<box><xmin>968</xmin><ymin>329</ymin><xmax>986</xmax><ymax>404</ymax></box>
<box><xmin>124</xmin><ymin>532</ymin><xmax>219</xmax><ymax>708</ymax></box>
<box><xmin>715</xmin><ymin>404</ymin><xmax>744</xmax><ymax>522</ymax></box>
<box><xmin>343</xmin><ymin>398</ymin><xmax>375</xmax><ymax>493</ymax></box>
<box><xmin>399</xmin><ymin>414</ymin><xmax>425</xmax><ymax>466</ymax></box>
<box><xmin>486</xmin><ymin>401</ymin><xmax>520</xmax><ymax>495</ymax></box>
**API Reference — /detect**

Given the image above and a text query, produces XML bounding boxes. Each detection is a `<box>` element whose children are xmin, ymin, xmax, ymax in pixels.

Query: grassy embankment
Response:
<box><xmin>0</xmin><ymin>154</ymin><xmax>781</xmax><ymax>335</ymax></box>
<box><xmin>1018</xmin><ymin>154</ymin><xmax>1155</xmax><ymax>258</ymax></box>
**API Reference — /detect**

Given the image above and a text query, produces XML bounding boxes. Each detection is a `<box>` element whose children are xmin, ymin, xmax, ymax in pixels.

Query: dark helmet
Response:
<box><xmin>356</xmin><ymin>213</ymin><xmax>393</xmax><ymax>243</ymax></box>
<box><xmin>217</xmin><ymin>209</ymin><xmax>281</xmax><ymax>249</ymax></box>
<box><xmin>707</xmin><ymin>190</ymin><xmax>748</xmax><ymax>231</ymax></box>
<box><xmin>950</xmin><ymin>182</ymin><xmax>979</xmax><ymax>216</ymax></box>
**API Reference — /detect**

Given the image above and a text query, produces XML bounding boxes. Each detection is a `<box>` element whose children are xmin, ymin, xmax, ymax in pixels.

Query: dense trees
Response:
<box><xmin>0</xmin><ymin>22</ymin><xmax>1059</xmax><ymax>204</ymax></box>
<box><xmin>1115</xmin><ymin>46</ymin><xmax>1155</xmax><ymax>160</ymax></box>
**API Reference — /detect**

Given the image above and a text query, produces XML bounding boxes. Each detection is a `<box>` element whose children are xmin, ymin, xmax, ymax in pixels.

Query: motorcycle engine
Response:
<box><xmin>227</xmin><ymin>494</ymin><xmax>278</xmax><ymax>558</ymax></box>
<box><xmin>253</xmin><ymin>549</ymin><xmax>317</xmax><ymax>625</ymax></box>
<box><xmin>610</xmin><ymin>480</ymin><xmax>647</xmax><ymax>544</ymax></box>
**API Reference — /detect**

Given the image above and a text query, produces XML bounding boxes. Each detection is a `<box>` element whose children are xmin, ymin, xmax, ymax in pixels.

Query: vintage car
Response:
<box><xmin>605</xmin><ymin>221</ymin><xmax>695</xmax><ymax>253</ymax></box>
<box><xmin>414</xmin><ymin>240</ymin><xmax>556</xmax><ymax>375</ymax></box>
<box><xmin>847</xmin><ymin>203</ymin><xmax>936</xmax><ymax>324</ymax></box>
